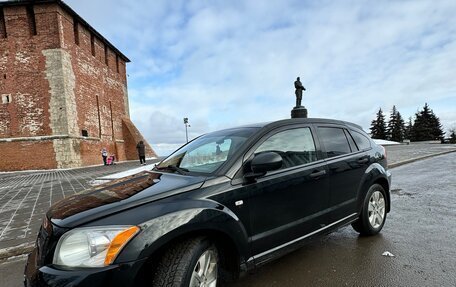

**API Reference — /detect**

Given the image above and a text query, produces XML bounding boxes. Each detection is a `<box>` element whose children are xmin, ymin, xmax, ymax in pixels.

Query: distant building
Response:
<box><xmin>0</xmin><ymin>0</ymin><xmax>156</xmax><ymax>171</ymax></box>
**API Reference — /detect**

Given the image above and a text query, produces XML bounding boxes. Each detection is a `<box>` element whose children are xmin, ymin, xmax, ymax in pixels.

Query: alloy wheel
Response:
<box><xmin>367</xmin><ymin>191</ymin><xmax>386</xmax><ymax>229</ymax></box>
<box><xmin>189</xmin><ymin>249</ymin><xmax>217</xmax><ymax>287</ymax></box>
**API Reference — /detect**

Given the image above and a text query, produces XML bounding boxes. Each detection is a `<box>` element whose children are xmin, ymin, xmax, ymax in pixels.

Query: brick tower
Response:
<box><xmin>0</xmin><ymin>0</ymin><xmax>157</xmax><ymax>171</ymax></box>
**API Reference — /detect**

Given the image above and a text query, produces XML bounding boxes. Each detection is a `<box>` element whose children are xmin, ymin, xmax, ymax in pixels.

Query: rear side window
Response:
<box><xmin>317</xmin><ymin>127</ymin><xmax>351</xmax><ymax>158</ymax></box>
<box><xmin>255</xmin><ymin>127</ymin><xmax>317</xmax><ymax>169</ymax></box>
<box><xmin>350</xmin><ymin>130</ymin><xmax>371</xmax><ymax>151</ymax></box>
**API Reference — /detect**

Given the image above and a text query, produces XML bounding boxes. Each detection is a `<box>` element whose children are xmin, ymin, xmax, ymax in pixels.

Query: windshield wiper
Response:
<box><xmin>154</xmin><ymin>165</ymin><xmax>189</xmax><ymax>175</ymax></box>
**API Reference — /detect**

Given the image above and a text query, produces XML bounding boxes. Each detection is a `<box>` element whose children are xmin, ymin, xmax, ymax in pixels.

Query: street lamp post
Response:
<box><xmin>183</xmin><ymin>117</ymin><xmax>190</xmax><ymax>143</ymax></box>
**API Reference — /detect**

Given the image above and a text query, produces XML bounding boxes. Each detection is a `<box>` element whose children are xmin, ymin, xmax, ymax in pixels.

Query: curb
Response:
<box><xmin>0</xmin><ymin>242</ymin><xmax>34</xmax><ymax>262</ymax></box>
<box><xmin>1</xmin><ymin>150</ymin><xmax>455</xmax><ymax>262</ymax></box>
<box><xmin>388</xmin><ymin>149</ymin><xmax>456</xmax><ymax>168</ymax></box>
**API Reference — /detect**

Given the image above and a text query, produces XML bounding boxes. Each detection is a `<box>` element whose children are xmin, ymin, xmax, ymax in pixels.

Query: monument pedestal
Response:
<box><xmin>291</xmin><ymin>106</ymin><xmax>308</xmax><ymax>118</ymax></box>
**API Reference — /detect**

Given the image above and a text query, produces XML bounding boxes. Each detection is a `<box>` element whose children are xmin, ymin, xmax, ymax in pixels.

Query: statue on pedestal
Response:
<box><xmin>294</xmin><ymin>77</ymin><xmax>306</xmax><ymax>107</ymax></box>
<box><xmin>291</xmin><ymin>76</ymin><xmax>308</xmax><ymax>118</ymax></box>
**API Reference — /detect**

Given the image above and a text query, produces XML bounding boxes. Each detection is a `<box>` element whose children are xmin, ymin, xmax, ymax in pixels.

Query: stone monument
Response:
<box><xmin>291</xmin><ymin>77</ymin><xmax>308</xmax><ymax>118</ymax></box>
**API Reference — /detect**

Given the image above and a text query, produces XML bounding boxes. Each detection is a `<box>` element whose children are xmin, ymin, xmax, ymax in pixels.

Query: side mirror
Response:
<box><xmin>245</xmin><ymin>152</ymin><xmax>283</xmax><ymax>180</ymax></box>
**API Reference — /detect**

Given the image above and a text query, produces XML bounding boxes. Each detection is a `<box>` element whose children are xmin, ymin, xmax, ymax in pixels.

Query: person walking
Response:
<box><xmin>101</xmin><ymin>147</ymin><xmax>108</xmax><ymax>165</ymax></box>
<box><xmin>136</xmin><ymin>141</ymin><xmax>146</xmax><ymax>165</ymax></box>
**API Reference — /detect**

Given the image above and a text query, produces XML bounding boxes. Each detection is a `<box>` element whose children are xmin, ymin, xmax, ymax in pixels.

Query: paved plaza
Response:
<box><xmin>0</xmin><ymin>160</ymin><xmax>159</xmax><ymax>251</ymax></box>
<box><xmin>0</xmin><ymin>144</ymin><xmax>455</xmax><ymax>257</ymax></box>
<box><xmin>385</xmin><ymin>143</ymin><xmax>456</xmax><ymax>165</ymax></box>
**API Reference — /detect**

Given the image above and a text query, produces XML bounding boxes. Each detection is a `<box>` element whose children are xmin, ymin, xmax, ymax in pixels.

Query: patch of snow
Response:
<box><xmin>96</xmin><ymin>163</ymin><xmax>156</xmax><ymax>182</ymax></box>
<box><xmin>382</xmin><ymin>251</ymin><xmax>395</xmax><ymax>257</ymax></box>
<box><xmin>373</xmin><ymin>139</ymin><xmax>401</xmax><ymax>146</ymax></box>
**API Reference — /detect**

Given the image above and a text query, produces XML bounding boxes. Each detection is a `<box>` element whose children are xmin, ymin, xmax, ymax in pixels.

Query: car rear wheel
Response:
<box><xmin>352</xmin><ymin>184</ymin><xmax>387</xmax><ymax>236</ymax></box>
<box><xmin>152</xmin><ymin>237</ymin><xmax>219</xmax><ymax>287</ymax></box>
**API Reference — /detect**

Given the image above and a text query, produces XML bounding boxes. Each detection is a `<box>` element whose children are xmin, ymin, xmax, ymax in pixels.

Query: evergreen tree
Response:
<box><xmin>387</xmin><ymin>106</ymin><xmax>405</xmax><ymax>142</ymax></box>
<box><xmin>429</xmin><ymin>111</ymin><xmax>444</xmax><ymax>141</ymax></box>
<box><xmin>386</xmin><ymin>106</ymin><xmax>397</xmax><ymax>140</ymax></box>
<box><xmin>391</xmin><ymin>111</ymin><xmax>405</xmax><ymax>142</ymax></box>
<box><xmin>411</xmin><ymin>103</ymin><xmax>444</xmax><ymax>141</ymax></box>
<box><xmin>449</xmin><ymin>129</ymin><xmax>456</xmax><ymax>144</ymax></box>
<box><xmin>370</xmin><ymin>108</ymin><xmax>387</xmax><ymax>139</ymax></box>
<box><xmin>404</xmin><ymin>117</ymin><xmax>413</xmax><ymax>140</ymax></box>
<box><xmin>386</xmin><ymin>106</ymin><xmax>405</xmax><ymax>142</ymax></box>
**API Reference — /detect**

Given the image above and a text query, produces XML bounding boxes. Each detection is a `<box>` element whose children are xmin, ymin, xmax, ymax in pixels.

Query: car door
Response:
<box><xmin>316</xmin><ymin>125</ymin><xmax>371</xmax><ymax>221</ymax></box>
<box><xmin>231</xmin><ymin>125</ymin><xmax>330</xmax><ymax>256</ymax></box>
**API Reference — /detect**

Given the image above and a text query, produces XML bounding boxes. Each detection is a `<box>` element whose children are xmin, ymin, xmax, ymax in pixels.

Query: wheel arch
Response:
<box><xmin>132</xmin><ymin>227</ymin><xmax>243</xmax><ymax>286</ymax></box>
<box><xmin>373</xmin><ymin>176</ymin><xmax>390</xmax><ymax>213</ymax></box>
<box><xmin>356</xmin><ymin>163</ymin><xmax>391</xmax><ymax>214</ymax></box>
<box><xmin>117</xmin><ymin>206</ymin><xmax>249</xmax><ymax>283</ymax></box>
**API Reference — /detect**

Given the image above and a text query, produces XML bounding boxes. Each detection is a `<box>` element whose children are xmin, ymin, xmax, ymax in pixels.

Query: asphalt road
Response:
<box><xmin>231</xmin><ymin>152</ymin><xmax>456</xmax><ymax>287</ymax></box>
<box><xmin>1</xmin><ymin>153</ymin><xmax>455</xmax><ymax>287</ymax></box>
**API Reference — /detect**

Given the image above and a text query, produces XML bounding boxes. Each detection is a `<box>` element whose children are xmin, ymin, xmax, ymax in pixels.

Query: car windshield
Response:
<box><xmin>155</xmin><ymin>127</ymin><xmax>259</xmax><ymax>175</ymax></box>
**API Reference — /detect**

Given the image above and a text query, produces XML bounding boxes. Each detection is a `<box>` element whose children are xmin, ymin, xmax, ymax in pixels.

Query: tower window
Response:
<box><xmin>104</xmin><ymin>44</ymin><xmax>108</xmax><ymax>65</ymax></box>
<box><xmin>115</xmin><ymin>55</ymin><xmax>119</xmax><ymax>73</ymax></box>
<box><xmin>2</xmin><ymin>94</ymin><xmax>11</xmax><ymax>104</ymax></box>
<box><xmin>0</xmin><ymin>8</ymin><xmax>7</xmax><ymax>38</ymax></box>
<box><xmin>26</xmin><ymin>5</ymin><xmax>37</xmax><ymax>36</ymax></box>
<box><xmin>91</xmin><ymin>34</ymin><xmax>95</xmax><ymax>56</ymax></box>
<box><xmin>81</xmin><ymin>129</ymin><xmax>88</xmax><ymax>137</ymax></box>
<box><xmin>73</xmin><ymin>18</ymin><xmax>79</xmax><ymax>45</ymax></box>
<box><xmin>96</xmin><ymin>95</ymin><xmax>101</xmax><ymax>137</ymax></box>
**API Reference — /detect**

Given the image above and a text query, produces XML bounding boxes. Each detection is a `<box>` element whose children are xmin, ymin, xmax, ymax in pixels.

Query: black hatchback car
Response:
<box><xmin>25</xmin><ymin>118</ymin><xmax>391</xmax><ymax>287</ymax></box>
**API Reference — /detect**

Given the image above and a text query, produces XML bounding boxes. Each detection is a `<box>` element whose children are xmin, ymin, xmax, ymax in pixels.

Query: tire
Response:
<box><xmin>152</xmin><ymin>237</ymin><xmax>219</xmax><ymax>287</ymax></box>
<box><xmin>352</xmin><ymin>184</ymin><xmax>387</xmax><ymax>236</ymax></box>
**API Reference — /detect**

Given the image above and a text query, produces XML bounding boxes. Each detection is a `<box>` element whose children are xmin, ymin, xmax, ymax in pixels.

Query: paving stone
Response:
<box><xmin>0</xmin><ymin>160</ymin><xmax>159</xmax><ymax>248</ymax></box>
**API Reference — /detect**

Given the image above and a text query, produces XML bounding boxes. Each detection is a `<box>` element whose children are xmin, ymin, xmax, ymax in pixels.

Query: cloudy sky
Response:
<box><xmin>65</xmin><ymin>0</ymin><xmax>456</xmax><ymax>155</ymax></box>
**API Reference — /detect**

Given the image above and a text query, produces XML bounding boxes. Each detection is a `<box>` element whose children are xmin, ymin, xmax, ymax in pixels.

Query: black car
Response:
<box><xmin>25</xmin><ymin>118</ymin><xmax>391</xmax><ymax>287</ymax></box>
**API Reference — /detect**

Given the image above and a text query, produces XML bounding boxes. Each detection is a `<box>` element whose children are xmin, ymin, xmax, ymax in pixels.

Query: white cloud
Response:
<box><xmin>66</xmin><ymin>0</ymin><xmax>456</xmax><ymax>155</ymax></box>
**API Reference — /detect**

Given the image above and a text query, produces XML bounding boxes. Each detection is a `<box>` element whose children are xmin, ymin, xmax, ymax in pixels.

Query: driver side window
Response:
<box><xmin>255</xmin><ymin>128</ymin><xmax>317</xmax><ymax>169</ymax></box>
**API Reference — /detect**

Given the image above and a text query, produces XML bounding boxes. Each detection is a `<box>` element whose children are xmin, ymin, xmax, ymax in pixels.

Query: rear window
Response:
<box><xmin>350</xmin><ymin>130</ymin><xmax>371</xmax><ymax>151</ymax></box>
<box><xmin>317</xmin><ymin>127</ymin><xmax>351</xmax><ymax>158</ymax></box>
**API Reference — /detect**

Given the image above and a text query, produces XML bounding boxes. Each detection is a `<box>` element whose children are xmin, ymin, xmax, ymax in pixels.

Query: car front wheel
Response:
<box><xmin>352</xmin><ymin>183</ymin><xmax>387</xmax><ymax>236</ymax></box>
<box><xmin>152</xmin><ymin>237</ymin><xmax>219</xmax><ymax>287</ymax></box>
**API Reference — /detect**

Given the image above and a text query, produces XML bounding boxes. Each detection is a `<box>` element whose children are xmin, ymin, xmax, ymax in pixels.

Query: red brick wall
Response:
<box><xmin>57</xmin><ymin>6</ymin><xmax>132</xmax><ymax>163</ymax></box>
<box><xmin>0</xmin><ymin>4</ymin><xmax>60</xmax><ymax>139</ymax></box>
<box><xmin>0</xmin><ymin>2</ymin><xmax>153</xmax><ymax>171</ymax></box>
<box><xmin>122</xmin><ymin>118</ymin><xmax>157</xmax><ymax>160</ymax></box>
<box><xmin>79</xmin><ymin>139</ymin><xmax>117</xmax><ymax>166</ymax></box>
<box><xmin>0</xmin><ymin>140</ymin><xmax>57</xmax><ymax>170</ymax></box>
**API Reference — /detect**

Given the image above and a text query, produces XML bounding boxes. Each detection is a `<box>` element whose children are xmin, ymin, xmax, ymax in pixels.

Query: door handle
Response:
<box><xmin>357</xmin><ymin>157</ymin><xmax>369</xmax><ymax>164</ymax></box>
<box><xmin>310</xmin><ymin>170</ymin><xmax>326</xmax><ymax>178</ymax></box>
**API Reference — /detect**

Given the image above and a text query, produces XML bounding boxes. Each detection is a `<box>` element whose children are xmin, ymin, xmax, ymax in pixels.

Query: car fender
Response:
<box><xmin>115</xmin><ymin>199</ymin><xmax>250</xmax><ymax>263</ymax></box>
<box><xmin>356</xmin><ymin>163</ymin><xmax>391</xmax><ymax>213</ymax></box>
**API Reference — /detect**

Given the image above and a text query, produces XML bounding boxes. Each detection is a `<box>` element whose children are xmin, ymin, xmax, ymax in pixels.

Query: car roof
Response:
<box><xmin>227</xmin><ymin>118</ymin><xmax>363</xmax><ymax>130</ymax></box>
<box><xmin>203</xmin><ymin>118</ymin><xmax>365</xmax><ymax>140</ymax></box>
<box><xmin>267</xmin><ymin>118</ymin><xmax>363</xmax><ymax>129</ymax></box>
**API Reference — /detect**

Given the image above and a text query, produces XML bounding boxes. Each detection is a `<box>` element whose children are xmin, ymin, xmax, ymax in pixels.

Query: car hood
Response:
<box><xmin>47</xmin><ymin>171</ymin><xmax>206</xmax><ymax>228</ymax></box>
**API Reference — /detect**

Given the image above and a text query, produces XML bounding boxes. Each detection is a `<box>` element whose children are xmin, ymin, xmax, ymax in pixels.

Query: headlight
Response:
<box><xmin>53</xmin><ymin>226</ymin><xmax>139</xmax><ymax>267</ymax></box>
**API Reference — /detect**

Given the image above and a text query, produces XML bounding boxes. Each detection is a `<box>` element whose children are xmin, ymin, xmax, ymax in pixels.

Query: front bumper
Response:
<box><xmin>24</xmin><ymin>248</ymin><xmax>147</xmax><ymax>287</ymax></box>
